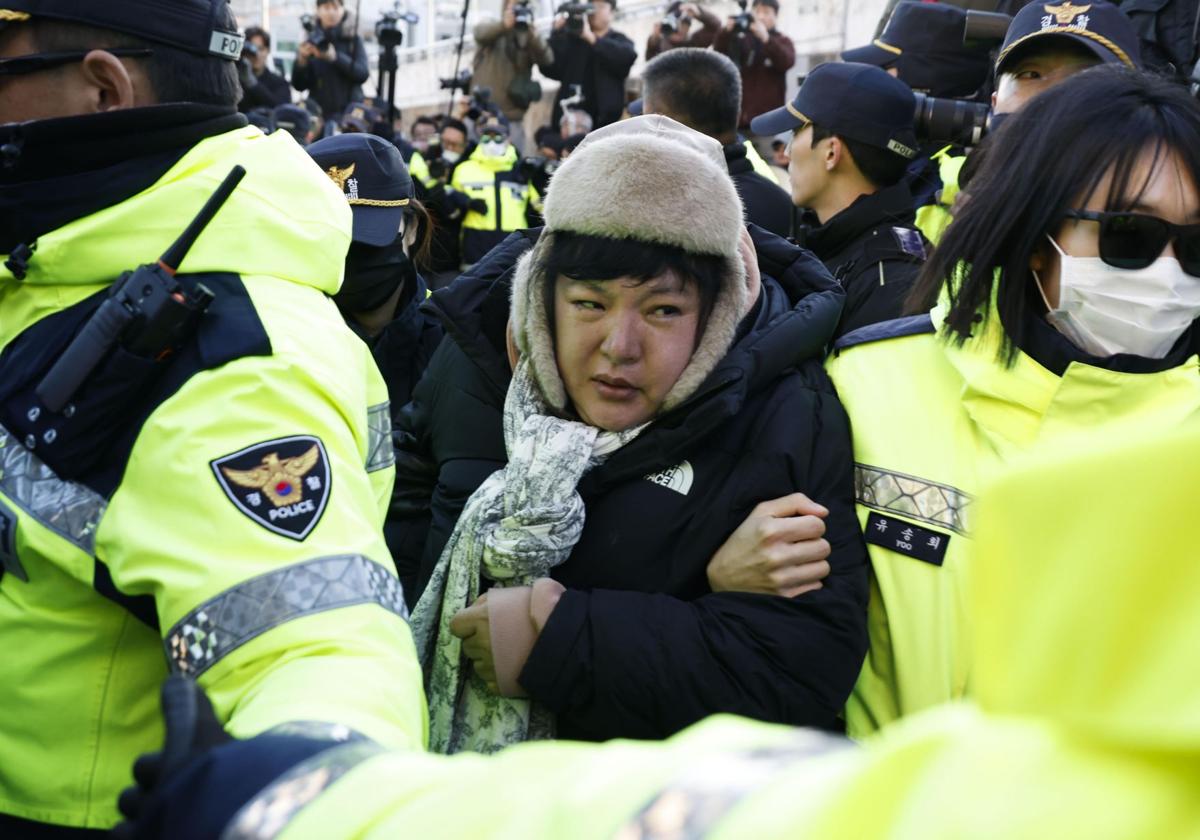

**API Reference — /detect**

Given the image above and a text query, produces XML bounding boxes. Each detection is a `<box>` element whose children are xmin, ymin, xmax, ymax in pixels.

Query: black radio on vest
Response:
<box><xmin>36</xmin><ymin>166</ymin><xmax>246</xmax><ymax>413</ymax></box>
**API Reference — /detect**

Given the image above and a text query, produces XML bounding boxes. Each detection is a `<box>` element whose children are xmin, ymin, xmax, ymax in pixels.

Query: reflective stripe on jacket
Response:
<box><xmin>0</xmin><ymin>125</ymin><xmax>426</xmax><ymax>829</ymax></box>
<box><xmin>825</xmin><ymin>300</ymin><xmax>1200</xmax><ymax>738</ymax></box>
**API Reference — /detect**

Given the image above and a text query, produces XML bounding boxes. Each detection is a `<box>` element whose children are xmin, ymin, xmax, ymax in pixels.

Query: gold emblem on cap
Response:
<box><xmin>326</xmin><ymin>163</ymin><xmax>356</xmax><ymax>191</ymax></box>
<box><xmin>1043</xmin><ymin>2</ymin><xmax>1091</xmax><ymax>25</ymax></box>
<box><xmin>0</xmin><ymin>9</ymin><xmax>32</xmax><ymax>21</ymax></box>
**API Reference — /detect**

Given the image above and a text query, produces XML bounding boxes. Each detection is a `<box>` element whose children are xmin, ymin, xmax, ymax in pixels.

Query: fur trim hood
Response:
<box><xmin>510</xmin><ymin>115</ymin><xmax>750</xmax><ymax>415</ymax></box>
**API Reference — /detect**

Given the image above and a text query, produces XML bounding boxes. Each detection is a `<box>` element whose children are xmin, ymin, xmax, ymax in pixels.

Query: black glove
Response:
<box><xmin>467</xmin><ymin>198</ymin><xmax>489</xmax><ymax>215</ymax></box>
<box><xmin>112</xmin><ymin>676</ymin><xmax>232</xmax><ymax>840</ymax></box>
<box><xmin>112</xmin><ymin>677</ymin><xmax>366</xmax><ymax>840</ymax></box>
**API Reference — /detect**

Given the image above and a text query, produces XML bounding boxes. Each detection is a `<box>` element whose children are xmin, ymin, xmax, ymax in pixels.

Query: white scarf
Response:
<box><xmin>409</xmin><ymin>359</ymin><xmax>642</xmax><ymax>753</ymax></box>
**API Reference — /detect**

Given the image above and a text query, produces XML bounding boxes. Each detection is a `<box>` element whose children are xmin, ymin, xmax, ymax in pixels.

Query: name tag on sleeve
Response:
<box><xmin>865</xmin><ymin>512</ymin><xmax>950</xmax><ymax>566</ymax></box>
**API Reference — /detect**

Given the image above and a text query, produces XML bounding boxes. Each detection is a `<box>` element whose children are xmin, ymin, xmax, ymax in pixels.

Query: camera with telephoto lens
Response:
<box><xmin>558</xmin><ymin>2</ymin><xmax>596</xmax><ymax>36</ymax></box>
<box><xmin>912</xmin><ymin>93</ymin><xmax>991</xmax><ymax>147</ymax></box>
<box><xmin>300</xmin><ymin>14</ymin><xmax>330</xmax><ymax>51</ymax></box>
<box><xmin>513</xmin><ymin>0</ymin><xmax>535</xmax><ymax>29</ymax></box>
<box><xmin>439</xmin><ymin>68</ymin><xmax>472</xmax><ymax>91</ymax></box>
<box><xmin>910</xmin><ymin>9</ymin><xmax>1011</xmax><ymax>147</ymax></box>
<box><xmin>377</xmin><ymin>5</ymin><xmax>419</xmax><ymax>49</ymax></box>
<box><xmin>466</xmin><ymin>86</ymin><xmax>494</xmax><ymax>121</ymax></box>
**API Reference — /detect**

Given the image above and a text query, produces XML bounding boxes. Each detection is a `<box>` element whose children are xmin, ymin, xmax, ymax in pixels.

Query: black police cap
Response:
<box><xmin>307</xmin><ymin>133</ymin><xmax>414</xmax><ymax>247</ymax></box>
<box><xmin>750</xmin><ymin>62</ymin><xmax>918</xmax><ymax>161</ymax></box>
<box><xmin>0</xmin><ymin>0</ymin><xmax>244</xmax><ymax>60</ymax></box>
<box><xmin>842</xmin><ymin>1</ymin><xmax>991</xmax><ymax>98</ymax></box>
<box><xmin>995</xmin><ymin>0</ymin><xmax>1141</xmax><ymax>74</ymax></box>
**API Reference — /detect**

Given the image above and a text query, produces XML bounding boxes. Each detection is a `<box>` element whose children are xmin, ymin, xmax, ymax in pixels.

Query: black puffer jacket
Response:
<box><xmin>392</xmin><ymin>226</ymin><xmax>869</xmax><ymax>741</ymax></box>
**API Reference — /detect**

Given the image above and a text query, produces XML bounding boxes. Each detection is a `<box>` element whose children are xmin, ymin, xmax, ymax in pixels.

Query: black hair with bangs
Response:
<box><xmin>541</xmin><ymin>231</ymin><xmax>726</xmax><ymax>343</ymax></box>
<box><xmin>906</xmin><ymin>66</ymin><xmax>1200</xmax><ymax>363</ymax></box>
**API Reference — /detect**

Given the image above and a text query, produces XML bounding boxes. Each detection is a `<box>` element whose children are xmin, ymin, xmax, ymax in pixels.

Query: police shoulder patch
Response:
<box><xmin>892</xmin><ymin>226</ymin><xmax>927</xmax><ymax>260</ymax></box>
<box><xmin>212</xmin><ymin>436</ymin><xmax>331</xmax><ymax>541</ymax></box>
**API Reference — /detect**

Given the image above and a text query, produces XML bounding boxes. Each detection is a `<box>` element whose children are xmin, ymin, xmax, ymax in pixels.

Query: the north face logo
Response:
<box><xmin>644</xmin><ymin>461</ymin><xmax>694</xmax><ymax>496</ymax></box>
<box><xmin>212</xmin><ymin>436</ymin><xmax>332</xmax><ymax>540</ymax></box>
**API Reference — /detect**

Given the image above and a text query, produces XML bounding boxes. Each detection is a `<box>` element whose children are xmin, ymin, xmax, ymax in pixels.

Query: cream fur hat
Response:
<box><xmin>511</xmin><ymin>115</ymin><xmax>749</xmax><ymax>414</ymax></box>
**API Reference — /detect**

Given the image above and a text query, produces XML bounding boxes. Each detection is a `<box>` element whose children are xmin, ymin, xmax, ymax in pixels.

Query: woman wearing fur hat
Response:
<box><xmin>402</xmin><ymin>116</ymin><xmax>869</xmax><ymax>753</ymax></box>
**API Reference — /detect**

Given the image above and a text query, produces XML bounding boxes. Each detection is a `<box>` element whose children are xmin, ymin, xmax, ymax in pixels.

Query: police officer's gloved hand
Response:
<box><xmin>467</xmin><ymin>198</ymin><xmax>489</xmax><ymax>215</ymax></box>
<box><xmin>112</xmin><ymin>677</ymin><xmax>360</xmax><ymax>840</ymax></box>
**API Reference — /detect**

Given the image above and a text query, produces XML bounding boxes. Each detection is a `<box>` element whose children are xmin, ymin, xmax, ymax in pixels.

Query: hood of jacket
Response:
<box><xmin>426</xmin><ymin>224</ymin><xmax>844</xmax><ymax>485</ymax></box>
<box><xmin>0</xmin><ymin>121</ymin><xmax>352</xmax><ymax>296</ymax></box>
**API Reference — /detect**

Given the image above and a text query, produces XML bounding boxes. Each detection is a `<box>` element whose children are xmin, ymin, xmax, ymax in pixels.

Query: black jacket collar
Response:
<box><xmin>798</xmin><ymin>181</ymin><xmax>917</xmax><ymax>259</ymax></box>
<box><xmin>0</xmin><ymin>104</ymin><xmax>246</xmax><ymax>254</ymax></box>
<box><xmin>1017</xmin><ymin>304</ymin><xmax>1197</xmax><ymax>377</ymax></box>
<box><xmin>723</xmin><ymin>141</ymin><xmax>753</xmax><ymax>177</ymax></box>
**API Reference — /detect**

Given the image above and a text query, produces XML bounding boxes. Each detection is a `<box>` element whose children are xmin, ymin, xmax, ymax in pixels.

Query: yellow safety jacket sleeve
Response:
<box><xmin>213</xmin><ymin>423</ymin><xmax>1200</xmax><ymax>840</ymax></box>
<box><xmin>914</xmin><ymin>148</ymin><xmax>965</xmax><ymax>245</ymax></box>
<box><xmin>743</xmin><ymin>139</ymin><xmax>778</xmax><ymax>182</ymax></box>
<box><xmin>0</xmin><ymin>124</ymin><xmax>426</xmax><ymax>830</ymax></box>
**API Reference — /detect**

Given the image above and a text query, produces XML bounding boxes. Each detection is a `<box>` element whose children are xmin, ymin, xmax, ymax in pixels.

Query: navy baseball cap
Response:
<box><xmin>307</xmin><ymin>134</ymin><xmax>413</xmax><ymax>247</ymax></box>
<box><xmin>0</xmin><ymin>0</ymin><xmax>244</xmax><ymax>60</ymax></box>
<box><xmin>995</xmin><ymin>0</ymin><xmax>1141</xmax><ymax>74</ymax></box>
<box><xmin>842</xmin><ymin>2</ymin><xmax>990</xmax><ymax>98</ymax></box>
<box><xmin>272</xmin><ymin>104</ymin><xmax>312</xmax><ymax>144</ymax></box>
<box><xmin>750</xmin><ymin>62</ymin><xmax>918</xmax><ymax>160</ymax></box>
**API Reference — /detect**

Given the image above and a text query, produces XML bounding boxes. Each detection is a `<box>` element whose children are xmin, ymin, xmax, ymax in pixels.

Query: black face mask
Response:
<box><xmin>338</xmin><ymin>239</ymin><xmax>414</xmax><ymax>314</ymax></box>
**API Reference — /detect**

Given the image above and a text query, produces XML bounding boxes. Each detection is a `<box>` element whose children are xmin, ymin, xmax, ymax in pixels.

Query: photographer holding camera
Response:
<box><xmin>238</xmin><ymin>26</ymin><xmax>292</xmax><ymax>113</ymax></box>
<box><xmin>473</xmin><ymin>0</ymin><xmax>555</xmax><ymax>154</ymax></box>
<box><xmin>544</xmin><ymin>0</ymin><xmax>636</xmax><ymax>129</ymax></box>
<box><xmin>291</xmin><ymin>0</ymin><xmax>370</xmax><ymax>118</ymax></box>
<box><xmin>713</xmin><ymin>0</ymin><xmax>794</xmax><ymax>139</ymax></box>
<box><xmin>646</xmin><ymin>2</ymin><xmax>720</xmax><ymax>60</ymax></box>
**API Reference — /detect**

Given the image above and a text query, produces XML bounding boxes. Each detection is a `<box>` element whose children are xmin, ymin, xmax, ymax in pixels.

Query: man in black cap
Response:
<box><xmin>751</xmin><ymin>62</ymin><xmax>928</xmax><ymax>339</ymax></box>
<box><xmin>0</xmin><ymin>3</ymin><xmax>426</xmax><ymax>837</ymax></box>
<box><xmin>992</xmin><ymin>0</ymin><xmax>1141</xmax><ymax>116</ymax></box>
<box><xmin>918</xmin><ymin>0</ymin><xmax>1143</xmax><ymax>242</ymax></box>
<box><xmin>641</xmin><ymin>47</ymin><xmax>794</xmax><ymax>238</ymax></box>
<box><xmin>271</xmin><ymin>102</ymin><xmax>314</xmax><ymax>145</ymax></box>
<box><xmin>307</xmin><ymin>133</ymin><xmax>443</xmax><ymax>411</ymax></box>
<box><xmin>843</xmin><ymin>1</ymin><xmax>992</xmax><ymax>99</ymax></box>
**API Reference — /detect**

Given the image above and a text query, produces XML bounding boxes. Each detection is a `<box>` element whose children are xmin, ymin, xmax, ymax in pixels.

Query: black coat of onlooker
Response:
<box><xmin>291</xmin><ymin>10</ymin><xmax>370</xmax><ymax>118</ymax></box>
<box><xmin>725</xmin><ymin>141</ymin><xmax>793</xmax><ymax>238</ymax></box>
<box><xmin>391</xmin><ymin>225</ymin><xmax>869</xmax><ymax>741</ymax></box>
<box><xmin>239</xmin><ymin>26</ymin><xmax>292</xmax><ymax>113</ymax></box>
<box><xmin>544</xmin><ymin>0</ymin><xmax>637</xmax><ymax>128</ymax></box>
<box><xmin>795</xmin><ymin>181</ymin><xmax>927</xmax><ymax>339</ymax></box>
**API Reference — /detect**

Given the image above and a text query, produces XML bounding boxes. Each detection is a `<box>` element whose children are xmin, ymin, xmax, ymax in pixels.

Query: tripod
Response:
<box><xmin>445</xmin><ymin>0</ymin><xmax>473</xmax><ymax>114</ymax></box>
<box><xmin>378</xmin><ymin>39</ymin><xmax>399</xmax><ymax>126</ymax></box>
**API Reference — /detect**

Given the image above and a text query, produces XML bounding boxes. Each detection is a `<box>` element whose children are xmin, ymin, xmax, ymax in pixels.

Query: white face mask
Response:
<box><xmin>441</xmin><ymin>150</ymin><xmax>461</xmax><ymax>164</ymax></box>
<box><xmin>480</xmin><ymin>139</ymin><xmax>508</xmax><ymax>158</ymax></box>
<box><xmin>1036</xmin><ymin>235</ymin><xmax>1200</xmax><ymax>359</ymax></box>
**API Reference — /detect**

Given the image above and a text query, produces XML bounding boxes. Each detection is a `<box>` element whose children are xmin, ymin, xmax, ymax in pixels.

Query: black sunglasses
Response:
<box><xmin>0</xmin><ymin>48</ymin><xmax>154</xmax><ymax>77</ymax></box>
<box><xmin>1063</xmin><ymin>209</ymin><xmax>1200</xmax><ymax>278</ymax></box>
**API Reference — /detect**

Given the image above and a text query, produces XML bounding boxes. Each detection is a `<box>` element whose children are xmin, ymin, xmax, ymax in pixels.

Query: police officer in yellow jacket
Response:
<box><xmin>825</xmin><ymin>65</ymin><xmax>1200</xmax><ymax>738</ymax></box>
<box><xmin>115</xmin><ymin>409</ymin><xmax>1200</xmax><ymax>839</ymax></box>
<box><xmin>449</xmin><ymin>112</ymin><xmax>542</xmax><ymax>267</ymax></box>
<box><xmin>914</xmin><ymin>0</ymin><xmax>1145</xmax><ymax>245</ymax></box>
<box><xmin>0</xmin><ymin>3</ymin><xmax>425</xmax><ymax>836</ymax></box>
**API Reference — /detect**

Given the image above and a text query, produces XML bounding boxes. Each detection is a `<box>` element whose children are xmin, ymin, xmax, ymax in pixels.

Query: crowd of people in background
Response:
<box><xmin>3</xmin><ymin>0</ymin><xmax>1200</xmax><ymax>836</ymax></box>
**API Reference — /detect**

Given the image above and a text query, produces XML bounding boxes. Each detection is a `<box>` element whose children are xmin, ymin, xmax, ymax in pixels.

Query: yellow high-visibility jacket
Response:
<box><xmin>825</xmin><ymin>302</ymin><xmax>1200</xmax><ymax>738</ymax></box>
<box><xmin>0</xmin><ymin>124</ymin><xmax>426</xmax><ymax>829</ymax></box>
<box><xmin>191</xmin><ymin>419</ymin><xmax>1200</xmax><ymax>840</ymax></box>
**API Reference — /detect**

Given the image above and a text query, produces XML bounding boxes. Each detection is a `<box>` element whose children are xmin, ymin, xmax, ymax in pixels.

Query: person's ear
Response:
<box><xmin>990</xmin><ymin>90</ymin><xmax>997</xmax><ymax>109</ymax></box>
<box><xmin>505</xmin><ymin>317</ymin><xmax>520</xmax><ymax>371</ymax></box>
<box><xmin>825</xmin><ymin>137</ymin><xmax>843</xmax><ymax>172</ymax></box>
<box><xmin>78</xmin><ymin>50</ymin><xmax>137</xmax><ymax>112</ymax></box>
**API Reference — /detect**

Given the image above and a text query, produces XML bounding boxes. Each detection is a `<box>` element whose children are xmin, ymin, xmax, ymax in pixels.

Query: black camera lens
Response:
<box><xmin>913</xmin><ymin>93</ymin><xmax>991</xmax><ymax>147</ymax></box>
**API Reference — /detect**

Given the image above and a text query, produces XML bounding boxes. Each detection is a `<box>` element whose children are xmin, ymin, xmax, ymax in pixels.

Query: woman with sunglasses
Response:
<box><xmin>812</xmin><ymin>66</ymin><xmax>1200</xmax><ymax>739</ymax></box>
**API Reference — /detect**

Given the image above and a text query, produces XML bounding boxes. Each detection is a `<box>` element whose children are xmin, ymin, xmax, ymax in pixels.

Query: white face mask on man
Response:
<box><xmin>479</xmin><ymin>138</ymin><xmax>509</xmax><ymax>158</ymax></box>
<box><xmin>1036</xmin><ymin>234</ymin><xmax>1200</xmax><ymax>359</ymax></box>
